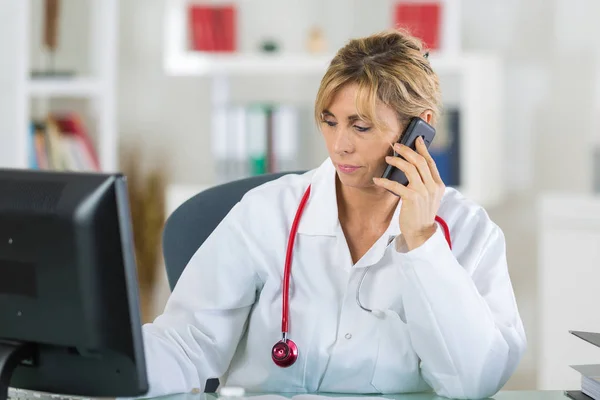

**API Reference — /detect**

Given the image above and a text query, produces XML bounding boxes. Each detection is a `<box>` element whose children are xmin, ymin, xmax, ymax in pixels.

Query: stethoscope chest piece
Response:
<box><xmin>271</xmin><ymin>338</ymin><xmax>298</xmax><ymax>367</ymax></box>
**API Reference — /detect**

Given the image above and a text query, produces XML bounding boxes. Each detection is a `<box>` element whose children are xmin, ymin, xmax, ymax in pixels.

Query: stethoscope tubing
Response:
<box><xmin>274</xmin><ymin>184</ymin><xmax>452</xmax><ymax>366</ymax></box>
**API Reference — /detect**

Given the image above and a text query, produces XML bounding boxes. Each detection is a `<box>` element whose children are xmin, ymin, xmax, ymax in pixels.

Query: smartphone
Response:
<box><xmin>381</xmin><ymin>117</ymin><xmax>436</xmax><ymax>186</ymax></box>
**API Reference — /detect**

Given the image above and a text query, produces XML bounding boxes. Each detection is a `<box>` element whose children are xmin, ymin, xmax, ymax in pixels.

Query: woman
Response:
<box><xmin>142</xmin><ymin>30</ymin><xmax>526</xmax><ymax>399</ymax></box>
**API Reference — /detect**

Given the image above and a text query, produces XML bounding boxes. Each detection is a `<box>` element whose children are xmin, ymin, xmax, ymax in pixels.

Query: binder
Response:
<box><xmin>188</xmin><ymin>4</ymin><xmax>236</xmax><ymax>52</ymax></box>
<box><xmin>394</xmin><ymin>2</ymin><xmax>441</xmax><ymax>50</ymax></box>
<box><xmin>246</xmin><ymin>105</ymin><xmax>268</xmax><ymax>176</ymax></box>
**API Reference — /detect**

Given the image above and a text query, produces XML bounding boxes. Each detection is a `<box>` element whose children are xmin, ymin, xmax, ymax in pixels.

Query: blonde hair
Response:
<box><xmin>315</xmin><ymin>29</ymin><xmax>442</xmax><ymax>134</ymax></box>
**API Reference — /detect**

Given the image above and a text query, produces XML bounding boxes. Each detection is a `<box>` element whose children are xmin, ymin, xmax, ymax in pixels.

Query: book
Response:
<box><xmin>56</xmin><ymin>113</ymin><xmax>100</xmax><ymax>170</ymax></box>
<box><xmin>29</xmin><ymin>113</ymin><xmax>99</xmax><ymax>172</ymax></box>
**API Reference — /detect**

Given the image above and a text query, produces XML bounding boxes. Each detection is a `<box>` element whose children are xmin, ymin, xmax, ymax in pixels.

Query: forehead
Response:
<box><xmin>327</xmin><ymin>84</ymin><xmax>360</xmax><ymax>113</ymax></box>
<box><xmin>327</xmin><ymin>83</ymin><xmax>398</xmax><ymax>124</ymax></box>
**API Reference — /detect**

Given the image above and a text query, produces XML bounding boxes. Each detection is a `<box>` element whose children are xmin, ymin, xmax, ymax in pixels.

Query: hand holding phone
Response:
<box><xmin>374</xmin><ymin>116</ymin><xmax>444</xmax><ymax>250</ymax></box>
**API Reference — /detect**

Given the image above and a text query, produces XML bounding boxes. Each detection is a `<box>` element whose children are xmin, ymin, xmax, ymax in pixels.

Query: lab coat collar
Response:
<box><xmin>297</xmin><ymin>158</ymin><xmax>403</xmax><ymax>241</ymax></box>
<box><xmin>297</xmin><ymin>158</ymin><xmax>339</xmax><ymax>236</ymax></box>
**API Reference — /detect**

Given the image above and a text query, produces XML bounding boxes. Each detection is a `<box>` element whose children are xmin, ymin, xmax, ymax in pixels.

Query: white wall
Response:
<box><xmin>464</xmin><ymin>0</ymin><xmax>597</xmax><ymax>195</ymax></box>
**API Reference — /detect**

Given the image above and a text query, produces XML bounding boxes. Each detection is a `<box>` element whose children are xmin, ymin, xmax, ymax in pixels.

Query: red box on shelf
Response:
<box><xmin>188</xmin><ymin>4</ymin><xmax>237</xmax><ymax>52</ymax></box>
<box><xmin>394</xmin><ymin>2</ymin><xmax>441</xmax><ymax>51</ymax></box>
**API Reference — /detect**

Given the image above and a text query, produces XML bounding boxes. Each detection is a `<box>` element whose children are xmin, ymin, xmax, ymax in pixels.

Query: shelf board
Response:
<box><xmin>165</xmin><ymin>52</ymin><xmax>335</xmax><ymax>76</ymax></box>
<box><xmin>27</xmin><ymin>78</ymin><xmax>103</xmax><ymax>97</ymax></box>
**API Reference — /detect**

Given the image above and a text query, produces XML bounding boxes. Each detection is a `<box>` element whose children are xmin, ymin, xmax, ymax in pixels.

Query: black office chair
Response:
<box><xmin>161</xmin><ymin>171</ymin><xmax>304</xmax><ymax>392</ymax></box>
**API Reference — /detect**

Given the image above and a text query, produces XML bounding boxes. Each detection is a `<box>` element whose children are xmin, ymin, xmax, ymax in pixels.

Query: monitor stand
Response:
<box><xmin>0</xmin><ymin>341</ymin><xmax>34</xmax><ymax>400</ymax></box>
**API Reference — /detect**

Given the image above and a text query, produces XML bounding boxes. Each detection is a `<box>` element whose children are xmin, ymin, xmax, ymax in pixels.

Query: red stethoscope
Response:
<box><xmin>271</xmin><ymin>185</ymin><xmax>452</xmax><ymax>368</ymax></box>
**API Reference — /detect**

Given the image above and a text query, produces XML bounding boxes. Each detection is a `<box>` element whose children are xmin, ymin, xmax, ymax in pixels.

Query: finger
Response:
<box><xmin>414</xmin><ymin>137</ymin><xmax>443</xmax><ymax>184</ymax></box>
<box><xmin>373</xmin><ymin>176</ymin><xmax>414</xmax><ymax>198</ymax></box>
<box><xmin>394</xmin><ymin>142</ymin><xmax>433</xmax><ymax>189</ymax></box>
<box><xmin>413</xmin><ymin>137</ymin><xmax>438</xmax><ymax>189</ymax></box>
<box><xmin>385</xmin><ymin>155</ymin><xmax>426</xmax><ymax>192</ymax></box>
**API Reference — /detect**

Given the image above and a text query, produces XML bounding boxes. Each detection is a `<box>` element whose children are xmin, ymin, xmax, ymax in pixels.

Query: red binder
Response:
<box><xmin>220</xmin><ymin>6</ymin><xmax>236</xmax><ymax>52</ymax></box>
<box><xmin>394</xmin><ymin>2</ymin><xmax>441</xmax><ymax>50</ymax></box>
<box><xmin>188</xmin><ymin>4</ymin><xmax>236</xmax><ymax>52</ymax></box>
<box><xmin>189</xmin><ymin>5</ymin><xmax>214</xmax><ymax>51</ymax></box>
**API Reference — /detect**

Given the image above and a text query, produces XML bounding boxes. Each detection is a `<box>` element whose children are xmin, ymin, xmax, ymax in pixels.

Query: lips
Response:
<box><xmin>337</xmin><ymin>164</ymin><xmax>361</xmax><ymax>174</ymax></box>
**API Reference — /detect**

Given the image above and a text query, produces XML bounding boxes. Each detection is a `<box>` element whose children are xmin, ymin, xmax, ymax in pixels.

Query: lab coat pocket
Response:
<box><xmin>370</xmin><ymin>310</ymin><xmax>430</xmax><ymax>394</ymax></box>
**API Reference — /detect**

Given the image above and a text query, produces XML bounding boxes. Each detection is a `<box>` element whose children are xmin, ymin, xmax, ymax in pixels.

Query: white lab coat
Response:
<box><xmin>141</xmin><ymin>158</ymin><xmax>526</xmax><ymax>399</ymax></box>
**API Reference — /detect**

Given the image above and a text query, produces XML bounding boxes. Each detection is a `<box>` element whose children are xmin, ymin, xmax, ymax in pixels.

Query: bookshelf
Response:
<box><xmin>162</xmin><ymin>0</ymin><xmax>506</xmax><ymax>209</ymax></box>
<box><xmin>0</xmin><ymin>0</ymin><xmax>119</xmax><ymax>172</ymax></box>
<box><xmin>163</xmin><ymin>0</ymin><xmax>465</xmax><ymax>78</ymax></box>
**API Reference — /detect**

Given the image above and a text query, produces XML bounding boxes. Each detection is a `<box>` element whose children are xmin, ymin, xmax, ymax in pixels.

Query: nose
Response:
<box><xmin>333</xmin><ymin>128</ymin><xmax>355</xmax><ymax>155</ymax></box>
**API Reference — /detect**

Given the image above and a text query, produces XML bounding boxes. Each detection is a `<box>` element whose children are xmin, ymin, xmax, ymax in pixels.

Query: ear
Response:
<box><xmin>420</xmin><ymin>110</ymin><xmax>433</xmax><ymax>125</ymax></box>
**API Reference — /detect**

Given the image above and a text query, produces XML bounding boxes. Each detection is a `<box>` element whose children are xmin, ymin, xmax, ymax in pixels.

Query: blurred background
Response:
<box><xmin>2</xmin><ymin>0</ymin><xmax>600</xmax><ymax>393</ymax></box>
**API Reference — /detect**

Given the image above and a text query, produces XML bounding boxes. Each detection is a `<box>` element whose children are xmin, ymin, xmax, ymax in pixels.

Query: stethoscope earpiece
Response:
<box><xmin>271</xmin><ymin>338</ymin><xmax>298</xmax><ymax>368</ymax></box>
<box><xmin>370</xmin><ymin>309</ymin><xmax>386</xmax><ymax>319</ymax></box>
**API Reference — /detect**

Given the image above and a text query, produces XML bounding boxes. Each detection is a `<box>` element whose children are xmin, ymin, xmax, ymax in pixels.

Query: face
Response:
<box><xmin>320</xmin><ymin>83</ymin><xmax>401</xmax><ymax>190</ymax></box>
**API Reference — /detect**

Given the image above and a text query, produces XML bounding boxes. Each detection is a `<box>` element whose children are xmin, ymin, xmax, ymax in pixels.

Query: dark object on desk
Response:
<box><xmin>162</xmin><ymin>171</ymin><xmax>304</xmax><ymax>392</ymax></box>
<box><xmin>567</xmin><ymin>331</ymin><xmax>600</xmax><ymax>400</ymax></box>
<box><xmin>0</xmin><ymin>168</ymin><xmax>148</xmax><ymax>400</ymax></box>
<box><xmin>566</xmin><ymin>390</ymin><xmax>594</xmax><ymax>400</ymax></box>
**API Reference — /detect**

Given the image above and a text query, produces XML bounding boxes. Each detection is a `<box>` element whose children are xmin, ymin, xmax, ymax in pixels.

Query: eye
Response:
<box><xmin>323</xmin><ymin>120</ymin><xmax>337</xmax><ymax>127</ymax></box>
<box><xmin>353</xmin><ymin>125</ymin><xmax>371</xmax><ymax>133</ymax></box>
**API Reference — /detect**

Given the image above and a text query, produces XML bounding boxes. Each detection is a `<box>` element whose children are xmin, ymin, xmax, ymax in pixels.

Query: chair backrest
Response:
<box><xmin>162</xmin><ymin>171</ymin><xmax>304</xmax><ymax>292</ymax></box>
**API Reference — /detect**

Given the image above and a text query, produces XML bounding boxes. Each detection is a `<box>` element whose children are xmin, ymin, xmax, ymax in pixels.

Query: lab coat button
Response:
<box><xmin>345</xmin><ymin>333</ymin><xmax>352</xmax><ymax>340</ymax></box>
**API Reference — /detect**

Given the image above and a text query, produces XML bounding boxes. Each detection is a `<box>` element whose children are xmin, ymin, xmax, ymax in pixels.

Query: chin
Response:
<box><xmin>336</xmin><ymin>171</ymin><xmax>374</xmax><ymax>189</ymax></box>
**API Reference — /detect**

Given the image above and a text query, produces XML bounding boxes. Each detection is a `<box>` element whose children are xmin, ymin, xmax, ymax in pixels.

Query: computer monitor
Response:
<box><xmin>0</xmin><ymin>168</ymin><xmax>148</xmax><ymax>400</ymax></box>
